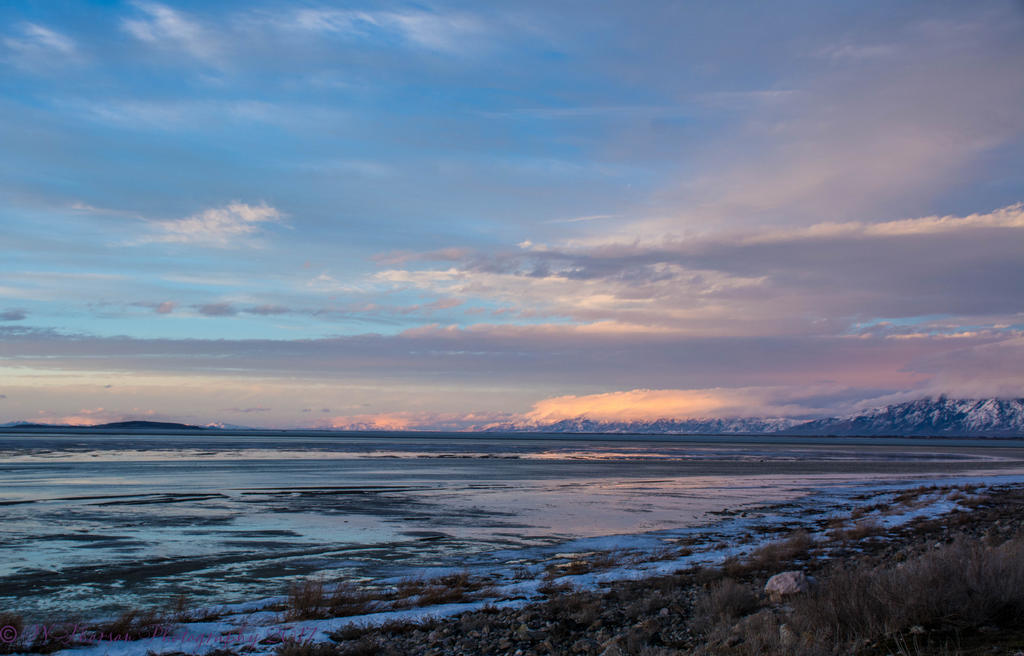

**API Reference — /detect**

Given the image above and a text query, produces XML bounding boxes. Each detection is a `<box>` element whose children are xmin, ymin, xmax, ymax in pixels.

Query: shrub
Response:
<box><xmin>792</xmin><ymin>536</ymin><xmax>1024</xmax><ymax>643</ymax></box>
<box><xmin>693</xmin><ymin>579</ymin><xmax>759</xmax><ymax>632</ymax></box>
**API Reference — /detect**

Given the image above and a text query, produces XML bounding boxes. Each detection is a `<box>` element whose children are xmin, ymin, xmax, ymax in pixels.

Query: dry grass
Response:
<box><xmin>637</xmin><ymin>545</ymin><xmax>690</xmax><ymax>562</ymax></box>
<box><xmin>286</xmin><ymin>578</ymin><xmax>328</xmax><ymax>620</ymax></box>
<box><xmin>697</xmin><ymin>534</ymin><xmax>1024</xmax><ymax>655</ymax></box>
<box><xmin>0</xmin><ymin>610</ymin><xmax>177</xmax><ymax>654</ymax></box>
<box><xmin>692</xmin><ymin>578</ymin><xmax>759</xmax><ymax>631</ymax></box>
<box><xmin>166</xmin><ymin>593</ymin><xmax>223</xmax><ymax>622</ymax></box>
<box><xmin>893</xmin><ymin>485</ymin><xmax>941</xmax><ymax>506</ymax></box>
<box><xmin>724</xmin><ymin>529</ymin><xmax>813</xmax><ymax>577</ymax></box>
<box><xmin>749</xmin><ymin>529</ymin><xmax>813</xmax><ymax>567</ymax></box>
<box><xmin>544</xmin><ymin>550</ymin><xmax>625</xmax><ymax>578</ymax></box>
<box><xmin>275</xmin><ymin>639</ymin><xmax>346</xmax><ymax>656</ymax></box>
<box><xmin>538</xmin><ymin>588</ymin><xmax>603</xmax><ymax>643</ymax></box>
<box><xmin>830</xmin><ymin>518</ymin><xmax>885</xmax><ymax>541</ymax></box>
<box><xmin>285</xmin><ymin>579</ymin><xmax>375</xmax><ymax>620</ymax></box>
<box><xmin>850</xmin><ymin>501</ymin><xmax>890</xmax><ymax>518</ymax></box>
<box><xmin>393</xmin><ymin>569</ymin><xmax>492</xmax><ymax>608</ymax></box>
<box><xmin>537</xmin><ymin>579</ymin><xmax>575</xmax><ymax>596</ymax></box>
<box><xmin>792</xmin><ymin>536</ymin><xmax>1024</xmax><ymax>642</ymax></box>
<box><xmin>284</xmin><ymin>569</ymin><xmax>497</xmax><ymax>619</ymax></box>
<box><xmin>97</xmin><ymin>608</ymin><xmax>170</xmax><ymax>640</ymax></box>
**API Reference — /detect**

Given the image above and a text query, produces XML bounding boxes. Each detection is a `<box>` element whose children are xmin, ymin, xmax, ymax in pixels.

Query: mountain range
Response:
<box><xmin>782</xmin><ymin>398</ymin><xmax>1024</xmax><ymax>437</ymax></box>
<box><xmin>491</xmin><ymin>398</ymin><xmax>1024</xmax><ymax>437</ymax></box>
<box><xmin>2</xmin><ymin>398</ymin><xmax>1023</xmax><ymax>436</ymax></box>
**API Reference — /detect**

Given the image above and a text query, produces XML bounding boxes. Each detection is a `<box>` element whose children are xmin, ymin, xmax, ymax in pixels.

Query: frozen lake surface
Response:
<box><xmin>2</xmin><ymin>430</ymin><xmax>1024</xmax><ymax>620</ymax></box>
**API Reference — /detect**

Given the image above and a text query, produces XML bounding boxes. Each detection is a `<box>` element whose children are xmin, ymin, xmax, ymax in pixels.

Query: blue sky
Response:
<box><xmin>1</xmin><ymin>1</ymin><xmax>1023</xmax><ymax>428</ymax></box>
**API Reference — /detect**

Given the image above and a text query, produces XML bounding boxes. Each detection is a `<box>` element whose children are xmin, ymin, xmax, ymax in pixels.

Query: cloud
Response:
<box><xmin>3</xmin><ymin>22</ymin><xmax>78</xmax><ymax>69</ymax></box>
<box><xmin>246</xmin><ymin>304</ymin><xmax>290</xmax><ymax>316</ymax></box>
<box><xmin>3</xmin><ymin>322</ymin><xmax>1020</xmax><ymax>405</ymax></box>
<box><xmin>325</xmin><ymin>410</ymin><xmax>507</xmax><ymax>431</ymax></box>
<box><xmin>225</xmin><ymin>406</ymin><xmax>271</xmax><ymax>413</ymax></box>
<box><xmin>743</xmin><ymin>202</ymin><xmax>1024</xmax><ymax>242</ymax></box>
<box><xmin>195</xmin><ymin>302</ymin><xmax>237</xmax><ymax>317</ymax></box>
<box><xmin>122</xmin><ymin>2</ymin><xmax>218</xmax><ymax>63</ymax></box>
<box><xmin>128</xmin><ymin>301</ymin><xmax>176</xmax><ymax>314</ymax></box>
<box><xmin>0</xmin><ymin>309</ymin><xmax>27</xmax><ymax>321</ymax></box>
<box><xmin>525</xmin><ymin>388</ymin><xmax>756</xmax><ymax>423</ymax></box>
<box><xmin>546</xmin><ymin>214</ymin><xmax>617</xmax><ymax>224</ymax></box>
<box><xmin>518</xmin><ymin>386</ymin><xmax>868</xmax><ymax>424</ymax></box>
<box><xmin>34</xmin><ymin>406</ymin><xmax>111</xmax><ymax>427</ymax></box>
<box><xmin>370</xmin><ymin>204</ymin><xmax>1024</xmax><ymax>336</ymax></box>
<box><xmin>290</xmin><ymin>8</ymin><xmax>485</xmax><ymax>54</ymax></box>
<box><xmin>372</xmin><ymin>247</ymin><xmax>471</xmax><ymax>266</ymax></box>
<box><xmin>138</xmin><ymin>202</ymin><xmax>284</xmax><ymax>247</ymax></box>
<box><xmin>71</xmin><ymin>99</ymin><xmax>347</xmax><ymax>133</ymax></box>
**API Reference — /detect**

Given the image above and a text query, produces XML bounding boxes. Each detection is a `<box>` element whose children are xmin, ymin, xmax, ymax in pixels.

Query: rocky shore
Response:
<box><xmin>282</xmin><ymin>484</ymin><xmax>1024</xmax><ymax>656</ymax></box>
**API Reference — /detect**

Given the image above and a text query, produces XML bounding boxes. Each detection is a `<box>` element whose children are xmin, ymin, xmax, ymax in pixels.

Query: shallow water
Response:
<box><xmin>2</xmin><ymin>431</ymin><xmax>1023</xmax><ymax>620</ymax></box>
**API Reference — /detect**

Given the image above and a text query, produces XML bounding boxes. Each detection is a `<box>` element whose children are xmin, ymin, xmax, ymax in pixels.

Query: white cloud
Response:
<box><xmin>69</xmin><ymin>98</ymin><xmax>347</xmax><ymax>133</ymax></box>
<box><xmin>3</xmin><ymin>23</ymin><xmax>78</xmax><ymax>69</ymax></box>
<box><xmin>382</xmin><ymin>11</ymin><xmax>483</xmax><ymax>52</ymax></box>
<box><xmin>139</xmin><ymin>202</ymin><xmax>284</xmax><ymax>248</ymax></box>
<box><xmin>122</xmin><ymin>1</ymin><xmax>218</xmax><ymax>62</ymax></box>
<box><xmin>738</xmin><ymin>202</ymin><xmax>1024</xmax><ymax>244</ymax></box>
<box><xmin>546</xmin><ymin>214</ymin><xmax>616</xmax><ymax>224</ymax></box>
<box><xmin>289</xmin><ymin>8</ymin><xmax>484</xmax><ymax>54</ymax></box>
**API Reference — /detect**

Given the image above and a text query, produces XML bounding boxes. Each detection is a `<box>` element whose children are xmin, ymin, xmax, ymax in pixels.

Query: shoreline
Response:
<box><xmin>4</xmin><ymin>478</ymin><xmax>1024</xmax><ymax>655</ymax></box>
<box><xmin>6</xmin><ymin>433</ymin><xmax>1024</xmax><ymax>624</ymax></box>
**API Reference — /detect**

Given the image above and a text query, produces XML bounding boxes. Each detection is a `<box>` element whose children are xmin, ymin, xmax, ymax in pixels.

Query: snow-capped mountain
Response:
<box><xmin>785</xmin><ymin>398</ymin><xmax>1024</xmax><ymax>437</ymax></box>
<box><xmin>486</xmin><ymin>398</ymin><xmax>1024</xmax><ymax>437</ymax></box>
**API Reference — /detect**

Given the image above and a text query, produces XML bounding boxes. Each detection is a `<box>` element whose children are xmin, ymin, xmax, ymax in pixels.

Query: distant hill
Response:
<box><xmin>0</xmin><ymin>420</ymin><xmax>206</xmax><ymax>431</ymax></box>
<box><xmin>488</xmin><ymin>398</ymin><xmax>1024</xmax><ymax>437</ymax></box>
<box><xmin>94</xmin><ymin>420</ymin><xmax>205</xmax><ymax>430</ymax></box>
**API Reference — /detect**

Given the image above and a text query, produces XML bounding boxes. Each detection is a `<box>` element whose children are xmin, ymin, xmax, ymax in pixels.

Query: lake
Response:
<box><xmin>2</xmin><ymin>431</ymin><xmax>1023</xmax><ymax>620</ymax></box>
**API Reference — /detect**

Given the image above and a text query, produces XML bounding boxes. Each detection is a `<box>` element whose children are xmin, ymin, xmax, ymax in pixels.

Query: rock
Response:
<box><xmin>764</xmin><ymin>571</ymin><xmax>810</xmax><ymax>601</ymax></box>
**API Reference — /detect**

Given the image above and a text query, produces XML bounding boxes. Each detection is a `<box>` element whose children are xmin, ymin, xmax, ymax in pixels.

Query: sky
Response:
<box><xmin>1</xmin><ymin>0</ymin><xmax>1023</xmax><ymax>429</ymax></box>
